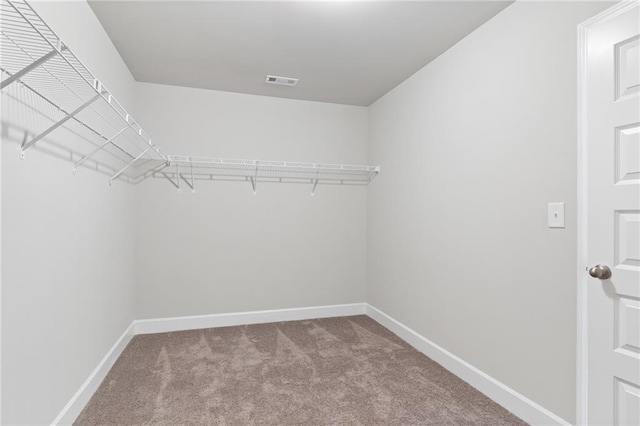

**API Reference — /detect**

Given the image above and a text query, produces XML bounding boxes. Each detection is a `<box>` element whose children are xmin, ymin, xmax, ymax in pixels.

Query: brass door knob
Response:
<box><xmin>588</xmin><ymin>264</ymin><xmax>612</xmax><ymax>280</ymax></box>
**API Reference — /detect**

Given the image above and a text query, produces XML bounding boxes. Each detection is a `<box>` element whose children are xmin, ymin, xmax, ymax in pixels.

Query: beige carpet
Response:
<box><xmin>75</xmin><ymin>315</ymin><xmax>527</xmax><ymax>425</ymax></box>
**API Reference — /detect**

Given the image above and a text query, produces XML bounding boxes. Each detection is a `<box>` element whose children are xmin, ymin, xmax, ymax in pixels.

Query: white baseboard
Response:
<box><xmin>365</xmin><ymin>304</ymin><xmax>569</xmax><ymax>426</ymax></box>
<box><xmin>54</xmin><ymin>303</ymin><xmax>564</xmax><ymax>426</ymax></box>
<box><xmin>52</xmin><ymin>322</ymin><xmax>135</xmax><ymax>426</ymax></box>
<box><xmin>52</xmin><ymin>303</ymin><xmax>365</xmax><ymax>424</ymax></box>
<box><xmin>133</xmin><ymin>303</ymin><xmax>367</xmax><ymax>335</ymax></box>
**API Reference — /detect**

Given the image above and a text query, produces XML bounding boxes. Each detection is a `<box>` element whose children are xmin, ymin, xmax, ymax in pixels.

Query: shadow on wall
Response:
<box><xmin>1</xmin><ymin>87</ymin><xmax>378</xmax><ymax>193</ymax></box>
<box><xmin>0</xmin><ymin>82</ymin><xmax>166</xmax><ymax>185</ymax></box>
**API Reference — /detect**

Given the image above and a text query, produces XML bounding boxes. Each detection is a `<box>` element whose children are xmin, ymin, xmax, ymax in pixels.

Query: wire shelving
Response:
<box><xmin>0</xmin><ymin>0</ymin><xmax>379</xmax><ymax>190</ymax></box>
<box><xmin>162</xmin><ymin>156</ymin><xmax>380</xmax><ymax>193</ymax></box>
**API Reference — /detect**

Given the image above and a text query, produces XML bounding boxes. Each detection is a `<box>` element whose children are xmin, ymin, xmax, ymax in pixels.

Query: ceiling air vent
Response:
<box><xmin>265</xmin><ymin>75</ymin><xmax>299</xmax><ymax>87</ymax></box>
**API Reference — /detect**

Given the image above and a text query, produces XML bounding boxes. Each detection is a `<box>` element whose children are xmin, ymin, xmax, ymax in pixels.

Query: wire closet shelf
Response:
<box><xmin>164</xmin><ymin>156</ymin><xmax>380</xmax><ymax>194</ymax></box>
<box><xmin>0</xmin><ymin>0</ymin><xmax>380</xmax><ymax>190</ymax></box>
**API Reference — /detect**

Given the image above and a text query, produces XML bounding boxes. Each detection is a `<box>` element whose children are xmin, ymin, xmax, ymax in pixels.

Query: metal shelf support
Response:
<box><xmin>0</xmin><ymin>46</ymin><xmax>65</xmax><ymax>90</ymax></box>
<box><xmin>311</xmin><ymin>167</ymin><xmax>320</xmax><ymax>195</ymax></box>
<box><xmin>163</xmin><ymin>155</ymin><xmax>381</xmax><ymax>191</ymax></box>
<box><xmin>72</xmin><ymin>126</ymin><xmax>128</xmax><ymax>174</ymax></box>
<box><xmin>20</xmin><ymin>93</ymin><xmax>101</xmax><ymax>157</ymax></box>
<box><xmin>110</xmin><ymin>149</ymin><xmax>149</xmax><ymax>186</ymax></box>
<box><xmin>4</xmin><ymin>0</ymin><xmax>168</xmax><ymax>163</ymax></box>
<box><xmin>161</xmin><ymin>171</ymin><xmax>179</xmax><ymax>189</ymax></box>
<box><xmin>175</xmin><ymin>162</ymin><xmax>181</xmax><ymax>192</ymax></box>
<box><xmin>176</xmin><ymin>161</ymin><xmax>195</xmax><ymax>192</ymax></box>
<box><xmin>190</xmin><ymin>162</ymin><xmax>195</xmax><ymax>192</ymax></box>
<box><xmin>250</xmin><ymin>162</ymin><xmax>258</xmax><ymax>194</ymax></box>
<box><xmin>180</xmin><ymin>173</ymin><xmax>194</xmax><ymax>192</ymax></box>
<box><xmin>1</xmin><ymin>0</ymin><xmax>380</xmax><ymax>191</ymax></box>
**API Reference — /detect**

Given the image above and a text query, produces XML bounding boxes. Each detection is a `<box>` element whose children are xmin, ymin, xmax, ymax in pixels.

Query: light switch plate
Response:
<box><xmin>548</xmin><ymin>202</ymin><xmax>565</xmax><ymax>228</ymax></box>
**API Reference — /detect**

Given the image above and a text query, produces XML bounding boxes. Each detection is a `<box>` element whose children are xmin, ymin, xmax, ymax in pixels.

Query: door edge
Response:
<box><xmin>576</xmin><ymin>2</ymin><xmax>639</xmax><ymax>425</ymax></box>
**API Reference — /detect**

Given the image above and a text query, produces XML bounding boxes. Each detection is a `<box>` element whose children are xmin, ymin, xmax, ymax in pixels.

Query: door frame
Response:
<box><xmin>576</xmin><ymin>2</ymin><xmax>639</xmax><ymax>424</ymax></box>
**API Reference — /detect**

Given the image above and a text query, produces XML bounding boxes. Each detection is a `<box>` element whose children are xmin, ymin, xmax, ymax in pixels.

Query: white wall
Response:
<box><xmin>1</xmin><ymin>1</ymin><xmax>617</xmax><ymax>423</ymax></box>
<box><xmin>133</xmin><ymin>83</ymin><xmax>368</xmax><ymax>319</ymax></box>
<box><xmin>1</xmin><ymin>2</ymin><xmax>137</xmax><ymax>424</ymax></box>
<box><xmin>367</xmin><ymin>1</ymin><xmax>611</xmax><ymax>423</ymax></box>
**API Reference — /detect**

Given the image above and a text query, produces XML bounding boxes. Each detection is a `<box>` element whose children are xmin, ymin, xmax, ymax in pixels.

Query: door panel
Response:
<box><xmin>614</xmin><ymin>123</ymin><xmax>639</xmax><ymax>185</ymax></box>
<box><xmin>616</xmin><ymin>35</ymin><xmax>640</xmax><ymax>100</ymax></box>
<box><xmin>585</xmin><ymin>2</ymin><xmax>640</xmax><ymax>425</ymax></box>
<box><xmin>614</xmin><ymin>379</ymin><xmax>640</xmax><ymax>426</ymax></box>
<box><xmin>616</xmin><ymin>296</ymin><xmax>640</xmax><ymax>354</ymax></box>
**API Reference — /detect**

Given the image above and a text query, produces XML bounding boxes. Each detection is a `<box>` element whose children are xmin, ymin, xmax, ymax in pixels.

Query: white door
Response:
<box><xmin>584</xmin><ymin>2</ymin><xmax>640</xmax><ymax>425</ymax></box>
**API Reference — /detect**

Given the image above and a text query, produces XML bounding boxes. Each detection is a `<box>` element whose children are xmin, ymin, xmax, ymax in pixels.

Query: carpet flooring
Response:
<box><xmin>75</xmin><ymin>315</ymin><xmax>527</xmax><ymax>425</ymax></box>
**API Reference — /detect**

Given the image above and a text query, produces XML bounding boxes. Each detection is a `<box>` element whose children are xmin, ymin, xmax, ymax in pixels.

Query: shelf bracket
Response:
<box><xmin>0</xmin><ymin>47</ymin><xmax>65</xmax><ymax>90</ymax></box>
<box><xmin>190</xmin><ymin>162</ymin><xmax>195</xmax><ymax>192</ymax></box>
<box><xmin>173</xmin><ymin>161</ymin><xmax>195</xmax><ymax>193</ymax></box>
<box><xmin>250</xmin><ymin>162</ymin><xmax>258</xmax><ymax>194</ymax></box>
<box><xmin>311</xmin><ymin>167</ymin><xmax>320</xmax><ymax>196</ymax></box>
<box><xmin>161</xmin><ymin>171</ymin><xmax>179</xmax><ymax>189</ymax></box>
<box><xmin>21</xmin><ymin>93</ymin><xmax>101</xmax><ymax>157</ymax></box>
<box><xmin>175</xmin><ymin>162</ymin><xmax>182</xmax><ymax>192</ymax></box>
<box><xmin>109</xmin><ymin>148</ymin><xmax>149</xmax><ymax>186</ymax></box>
<box><xmin>73</xmin><ymin>127</ymin><xmax>128</xmax><ymax>174</ymax></box>
<box><xmin>180</xmin><ymin>173</ymin><xmax>194</xmax><ymax>192</ymax></box>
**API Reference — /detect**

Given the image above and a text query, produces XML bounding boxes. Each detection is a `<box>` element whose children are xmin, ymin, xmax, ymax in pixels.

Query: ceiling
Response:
<box><xmin>88</xmin><ymin>1</ymin><xmax>512</xmax><ymax>106</ymax></box>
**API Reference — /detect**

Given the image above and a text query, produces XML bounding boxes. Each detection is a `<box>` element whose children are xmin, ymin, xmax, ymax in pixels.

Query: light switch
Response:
<box><xmin>548</xmin><ymin>202</ymin><xmax>565</xmax><ymax>228</ymax></box>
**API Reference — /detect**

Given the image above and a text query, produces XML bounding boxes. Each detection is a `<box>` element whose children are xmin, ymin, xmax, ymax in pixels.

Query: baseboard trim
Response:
<box><xmin>51</xmin><ymin>322</ymin><xmax>135</xmax><ymax>425</ymax></box>
<box><xmin>54</xmin><ymin>303</ymin><xmax>564</xmax><ymax>426</ymax></box>
<box><xmin>365</xmin><ymin>304</ymin><xmax>570</xmax><ymax>426</ymax></box>
<box><xmin>53</xmin><ymin>303</ymin><xmax>366</xmax><ymax>424</ymax></box>
<box><xmin>133</xmin><ymin>303</ymin><xmax>367</xmax><ymax>335</ymax></box>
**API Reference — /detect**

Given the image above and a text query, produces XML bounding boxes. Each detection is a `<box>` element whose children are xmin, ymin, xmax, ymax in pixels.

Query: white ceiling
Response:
<box><xmin>89</xmin><ymin>1</ymin><xmax>512</xmax><ymax>106</ymax></box>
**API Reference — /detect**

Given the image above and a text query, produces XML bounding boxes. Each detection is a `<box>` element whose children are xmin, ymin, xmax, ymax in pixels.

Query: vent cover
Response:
<box><xmin>265</xmin><ymin>75</ymin><xmax>299</xmax><ymax>86</ymax></box>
